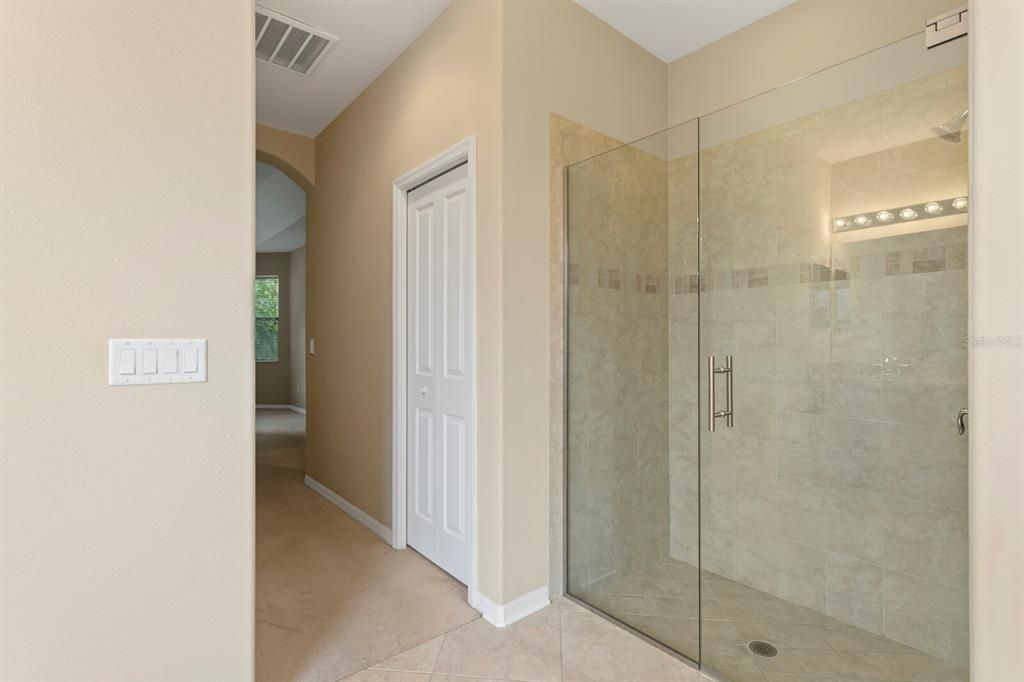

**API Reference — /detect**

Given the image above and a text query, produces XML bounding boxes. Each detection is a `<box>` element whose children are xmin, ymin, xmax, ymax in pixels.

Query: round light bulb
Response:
<box><xmin>833</xmin><ymin>218</ymin><xmax>848</xmax><ymax>229</ymax></box>
<box><xmin>876</xmin><ymin>210</ymin><xmax>894</xmax><ymax>223</ymax></box>
<box><xmin>924</xmin><ymin>202</ymin><xmax>944</xmax><ymax>215</ymax></box>
<box><xmin>854</xmin><ymin>215</ymin><xmax>870</xmax><ymax>226</ymax></box>
<box><xmin>899</xmin><ymin>208</ymin><xmax>918</xmax><ymax>220</ymax></box>
<box><xmin>952</xmin><ymin>197</ymin><xmax>968</xmax><ymax>211</ymax></box>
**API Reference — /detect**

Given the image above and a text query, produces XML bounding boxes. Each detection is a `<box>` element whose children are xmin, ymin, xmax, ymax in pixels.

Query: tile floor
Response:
<box><xmin>258</xmin><ymin>410</ymin><xmax>968</xmax><ymax>682</ymax></box>
<box><xmin>342</xmin><ymin>598</ymin><xmax>704</xmax><ymax>682</ymax></box>
<box><xmin>575</xmin><ymin>558</ymin><xmax>969</xmax><ymax>682</ymax></box>
<box><xmin>255</xmin><ymin>409</ymin><xmax>479</xmax><ymax>682</ymax></box>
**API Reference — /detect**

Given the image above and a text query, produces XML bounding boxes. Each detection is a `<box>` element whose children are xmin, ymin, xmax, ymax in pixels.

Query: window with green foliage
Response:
<box><xmin>255</xmin><ymin>275</ymin><xmax>280</xmax><ymax>362</ymax></box>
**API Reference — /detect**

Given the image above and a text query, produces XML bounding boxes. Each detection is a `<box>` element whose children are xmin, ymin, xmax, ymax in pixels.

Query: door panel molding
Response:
<box><xmin>392</xmin><ymin>137</ymin><xmax>477</xmax><ymax>599</ymax></box>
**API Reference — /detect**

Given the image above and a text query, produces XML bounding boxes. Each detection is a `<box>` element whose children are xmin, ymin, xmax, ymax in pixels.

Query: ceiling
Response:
<box><xmin>256</xmin><ymin>1</ymin><xmax>794</xmax><ymax>135</ymax></box>
<box><xmin>257</xmin><ymin>161</ymin><xmax>305</xmax><ymax>253</ymax></box>
<box><xmin>256</xmin><ymin>0</ymin><xmax>450</xmax><ymax>137</ymax></box>
<box><xmin>574</xmin><ymin>0</ymin><xmax>794</xmax><ymax>63</ymax></box>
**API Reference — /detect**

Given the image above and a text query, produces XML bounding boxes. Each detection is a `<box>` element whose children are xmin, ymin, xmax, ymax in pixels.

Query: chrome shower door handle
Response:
<box><xmin>707</xmin><ymin>355</ymin><xmax>734</xmax><ymax>432</ymax></box>
<box><xmin>724</xmin><ymin>355</ymin><xmax>734</xmax><ymax>428</ymax></box>
<box><xmin>708</xmin><ymin>356</ymin><xmax>716</xmax><ymax>432</ymax></box>
<box><xmin>957</xmin><ymin>408</ymin><xmax>968</xmax><ymax>435</ymax></box>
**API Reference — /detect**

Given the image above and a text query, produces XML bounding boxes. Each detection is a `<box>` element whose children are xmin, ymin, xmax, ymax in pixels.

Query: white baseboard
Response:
<box><xmin>256</xmin><ymin>403</ymin><xmax>305</xmax><ymax>415</ymax></box>
<box><xmin>304</xmin><ymin>475</ymin><xmax>392</xmax><ymax>545</ymax></box>
<box><xmin>470</xmin><ymin>585</ymin><xmax>550</xmax><ymax>628</ymax></box>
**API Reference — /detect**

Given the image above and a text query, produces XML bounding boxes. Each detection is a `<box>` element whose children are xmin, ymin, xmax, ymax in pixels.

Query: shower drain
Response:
<box><xmin>748</xmin><ymin>640</ymin><xmax>779</xmax><ymax>658</ymax></box>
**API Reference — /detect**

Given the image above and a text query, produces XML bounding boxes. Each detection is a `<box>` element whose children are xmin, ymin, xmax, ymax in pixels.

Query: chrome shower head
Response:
<box><xmin>932</xmin><ymin>109</ymin><xmax>969</xmax><ymax>142</ymax></box>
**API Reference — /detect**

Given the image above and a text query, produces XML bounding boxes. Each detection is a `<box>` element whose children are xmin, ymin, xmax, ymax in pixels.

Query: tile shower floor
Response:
<box><xmin>576</xmin><ymin>558</ymin><xmax>968</xmax><ymax>682</ymax></box>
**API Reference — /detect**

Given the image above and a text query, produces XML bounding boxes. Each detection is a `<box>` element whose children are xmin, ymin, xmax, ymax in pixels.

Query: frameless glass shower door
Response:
<box><xmin>565</xmin><ymin>120</ymin><xmax>701</xmax><ymax>661</ymax></box>
<box><xmin>697</xmin><ymin>32</ymin><xmax>969</xmax><ymax>680</ymax></box>
<box><xmin>565</xmin><ymin>31</ymin><xmax>969</xmax><ymax>682</ymax></box>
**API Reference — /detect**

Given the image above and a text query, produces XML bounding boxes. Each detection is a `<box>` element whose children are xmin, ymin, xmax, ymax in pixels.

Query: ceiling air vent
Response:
<box><xmin>255</xmin><ymin>6</ymin><xmax>336</xmax><ymax>75</ymax></box>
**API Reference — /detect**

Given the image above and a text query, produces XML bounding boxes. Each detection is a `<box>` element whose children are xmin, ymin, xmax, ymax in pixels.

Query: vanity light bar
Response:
<box><xmin>832</xmin><ymin>196</ymin><xmax>968</xmax><ymax>233</ymax></box>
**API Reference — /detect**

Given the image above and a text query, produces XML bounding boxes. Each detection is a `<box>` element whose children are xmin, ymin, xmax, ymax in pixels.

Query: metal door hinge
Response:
<box><xmin>957</xmin><ymin>408</ymin><xmax>968</xmax><ymax>436</ymax></box>
<box><xmin>926</xmin><ymin>7</ymin><xmax>968</xmax><ymax>49</ymax></box>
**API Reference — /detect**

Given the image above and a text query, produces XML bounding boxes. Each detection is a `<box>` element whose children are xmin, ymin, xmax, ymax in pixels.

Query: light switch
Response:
<box><xmin>309</xmin><ymin>338</ymin><xmax>315</xmax><ymax>355</ymax></box>
<box><xmin>109</xmin><ymin>339</ymin><xmax>207</xmax><ymax>386</ymax></box>
<box><xmin>118</xmin><ymin>349</ymin><xmax>136</xmax><ymax>375</ymax></box>
<box><xmin>142</xmin><ymin>349</ymin><xmax>158</xmax><ymax>374</ymax></box>
<box><xmin>183</xmin><ymin>348</ymin><xmax>199</xmax><ymax>373</ymax></box>
<box><xmin>158</xmin><ymin>348</ymin><xmax>178</xmax><ymax>373</ymax></box>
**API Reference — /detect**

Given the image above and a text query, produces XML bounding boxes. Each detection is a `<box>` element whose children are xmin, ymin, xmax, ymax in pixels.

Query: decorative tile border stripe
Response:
<box><xmin>885</xmin><ymin>244</ymin><xmax>966</xmax><ymax>275</ymax></box>
<box><xmin>567</xmin><ymin>249</ymin><xmax>967</xmax><ymax>296</ymax></box>
<box><xmin>568</xmin><ymin>263</ymin><xmax>669</xmax><ymax>294</ymax></box>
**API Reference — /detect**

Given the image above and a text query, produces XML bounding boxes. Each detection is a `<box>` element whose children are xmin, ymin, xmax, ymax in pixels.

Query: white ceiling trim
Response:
<box><xmin>575</xmin><ymin>0</ymin><xmax>795</xmax><ymax>64</ymax></box>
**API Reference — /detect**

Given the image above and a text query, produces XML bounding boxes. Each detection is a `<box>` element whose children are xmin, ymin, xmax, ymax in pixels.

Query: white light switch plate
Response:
<box><xmin>108</xmin><ymin>339</ymin><xmax>207</xmax><ymax>386</ymax></box>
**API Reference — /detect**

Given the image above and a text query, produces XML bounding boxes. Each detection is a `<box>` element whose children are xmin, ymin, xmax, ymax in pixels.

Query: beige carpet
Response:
<box><xmin>255</xmin><ymin>409</ymin><xmax>480</xmax><ymax>682</ymax></box>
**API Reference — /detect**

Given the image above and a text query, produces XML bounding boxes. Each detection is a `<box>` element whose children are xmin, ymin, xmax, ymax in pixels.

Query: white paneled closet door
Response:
<box><xmin>406</xmin><ymin>163</ymin><xmax>470</xmax><ymax>584</ymax></box>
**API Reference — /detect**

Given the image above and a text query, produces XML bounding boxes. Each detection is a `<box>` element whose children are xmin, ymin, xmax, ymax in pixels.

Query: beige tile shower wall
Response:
<box><xmin>505</xmin><ymin>0</ymin><xmax>668</xmax><ymax>602</ymax></box>
<box><xmin>667</xmin><ymin>152</ymin><xmax>699</xmax><ymax>565</ymax></box>
<box><xmin>826</xmin><ymin>227</ymin><xmax>967</xmax><ymax>666</ymax></box>
<box><xmin>691</xmin><ymin>109</ymin><xmax>833</xmax><ymax>614</ymax></box>
<box><xmin>667</xmin><ymin>67</ymin><xmax>968</xmax><ymax>667</ymax></box>
<box><xmin>503</xmin><ymin>0</ymin><xmax>671</xmax><ymax>598</ymax></box>
<box><xmin>565</xmin><ymin>133</ymin><xmax>669</xmax><ymax>595</ymax></box>
<box><xmin>550</xmin><ymin>115</ymin><xmax>628</xmax><ymax>596</ymax></box>
<box><xmin>828</xmin><ymin>68</ymin><xmax>969</xmax><ymax>219</ymax></box>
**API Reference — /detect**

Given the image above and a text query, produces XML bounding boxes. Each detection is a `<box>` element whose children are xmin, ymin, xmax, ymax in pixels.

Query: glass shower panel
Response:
<box><xmin>698</xmin><ymin>33</ymin><xmax>969</xmax><ymax>681</ymax></box>
<box><xmin>565</xmin><ymin>120</ymin><xmax>701</xmax><ymax>663</ymax></box>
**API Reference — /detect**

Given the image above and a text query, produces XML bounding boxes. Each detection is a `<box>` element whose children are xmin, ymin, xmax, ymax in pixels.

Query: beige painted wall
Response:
<box><xmin>0</xmin><ymin>1</ymin><xmax>254</xmax><ymax>679</ymax></box>
<box><xmin>548</xmin><ymin>116</ymin><xmax>654</xmax><ymax>599</ymax></box>
<box><xmin>969</xmin><ymin>0</ymin><xmax>1024</xmax><ymax>678</ymax></box>
<box><xmin>257</xmin><ymin>123</ymin><xmax>315</xmax><ymax>190</ymax></box>
<box><xmin>502</xmin><ymin>0</ymin><xmax>667</xmax><ymax>601</ymax></box>
<box><xmin>2</xmin><ymin>0</ymin><xmax>1016</xmax><ymax>674</ymax></box>
<box><xmin>306</xmin><ymin>0</ymin><xmax>666</xmax><ymax>603</ymax></box>
<box><xmin>256</xmin><ymin>125</ymin><xmax>310</xmax><ymax>411</ymax></box>
<box><xmin>290</xmin><ymin>247</ymin><xmax>307</xmax><ymax>409</ymax></box>
<box><xmin>256</xmin><ymin>253</ymin><xmax>292</xmax><ymax>405</ymax></box>
<box><xmin>303</xmin><ymin>0</ymin><xmax>983</xmax><ymax>611</ymax></box>
<box><xmin>667</xmin><ymin>0</ymin><xmax>963</xmax><ymax>126</ymax></box>
<box><xmin>307</xmin><ymin>0</ymin><xmax>504</xmax><ymax>598</ymax></box>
